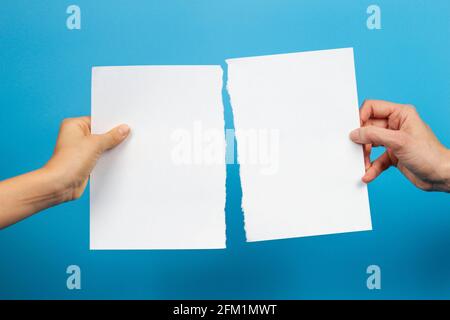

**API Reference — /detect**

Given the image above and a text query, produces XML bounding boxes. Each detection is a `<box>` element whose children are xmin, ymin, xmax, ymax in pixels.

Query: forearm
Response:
<box><xmin>0</xmin><ymin>168</ymin><xmax>73</xmax><ymax>229</ymax></box>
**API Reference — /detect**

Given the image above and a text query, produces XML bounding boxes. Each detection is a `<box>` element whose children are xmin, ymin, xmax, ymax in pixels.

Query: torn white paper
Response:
<box><xmin>90</xmin><ymin>66</ymin><xmax>226</xmax><ymax>249</ymax></box>
<box><xmin>226</xmin><ymin>48</ymin><xmax>372</xmax><ymax>242</ymax></box>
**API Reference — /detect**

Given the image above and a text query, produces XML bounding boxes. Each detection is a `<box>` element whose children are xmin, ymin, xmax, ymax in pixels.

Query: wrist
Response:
<box><xmin>442</xmin><ymin>149</ymin><xmax>450</xmax><ymax>192</ymax></box>
<box><xmin>433</xmin><ymin>147</ymin><xmax>450</xmax><ymax>192</ymax></box>
<box><xmin>37</xmin><ymin>166</ymin><xmax>76</xmax><ymax>204</ymax></box>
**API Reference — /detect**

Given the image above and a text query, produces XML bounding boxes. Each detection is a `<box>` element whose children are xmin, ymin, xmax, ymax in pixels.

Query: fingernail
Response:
<box><xmin>118</xmin><ymin>124</ymin><xmax>130</xmax><ymax>137</ymax></box>
<box><xmin>349</xmin><ymin>129</ymin><xmax>359</xmax><ymax>141</ymax></box>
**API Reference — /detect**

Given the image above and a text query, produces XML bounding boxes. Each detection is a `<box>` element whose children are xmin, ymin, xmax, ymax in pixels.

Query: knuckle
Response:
<box><xmin>112</xmin><ymin>131</ymin><xmax>122</xmax><ymax>143</ymax></box>
<box><xmin>90</xmin><ymin>135</ymin><xmax>103</xmax><ymax>149</ymax></box>
<box><xmin>364</xmin><ymin>128</ymin><xmax>376</xmax><ymax>141</ymax></box>
<box><xmin>61</xmin><ymin>117</ymin><xmax>76</xmax><ymax>127</ymax></box>
<box><xmin>404</xmin><ymin>104</ymin><xmax>417</xmax><ymax>114</ymax></box>
<box><xmin>107</xmin><ymin>132</ymin><xmax>120</xmax><ymax>146</ymax></box>
<box><xmin>361</xmin><ymin>99</ymin><xmax>372</xmax><ymax>108</ymax></box>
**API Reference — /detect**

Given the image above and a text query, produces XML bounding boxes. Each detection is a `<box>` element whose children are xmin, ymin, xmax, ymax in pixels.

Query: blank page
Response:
<box><xmin>226</xmin><ymin>48</ymin><xmax>372</xmax><ymax>242</ymax></box>
<box><xmin>91</xmin><ymin>66</ymin><xmax>226</xmax><ymax>249</ymax></box>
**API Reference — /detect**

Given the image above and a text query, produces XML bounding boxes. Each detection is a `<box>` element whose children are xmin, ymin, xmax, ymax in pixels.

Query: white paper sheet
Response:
<box><xmin>90</xmin><ymin>66</ymin><xmax>226</xmax><ymax>249</ymax></box>
<box><xmin>226</xmin><ymin>48</ymin><xmax>372</xmax><ymax>242</ymax></box>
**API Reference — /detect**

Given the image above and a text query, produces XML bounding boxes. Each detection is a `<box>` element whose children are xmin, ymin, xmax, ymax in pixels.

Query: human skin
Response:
<box><xmin>350</xmin><ymin>100</ymin><xmax>450</xmax><ymax>192</ymax></box>
<box><xmin>0</xmin><ymin>100</ymin><xmax>448</xmax><ymax>230</ymax></box>
<box><xmin>0</xmin><ymin>117</ymin><xmax>130</xmax><ymax>229</ymax></box>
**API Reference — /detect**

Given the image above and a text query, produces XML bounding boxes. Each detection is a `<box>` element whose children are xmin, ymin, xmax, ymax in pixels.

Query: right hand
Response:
<box><xmin>349</xmin><ymin>100</ymin><xmax>450</xmax><ymax>192</ymax></box>
<box><xmin>44</xmin><ymin>117</ymin><xmax>130</xmax><ymax>200</ymax></box>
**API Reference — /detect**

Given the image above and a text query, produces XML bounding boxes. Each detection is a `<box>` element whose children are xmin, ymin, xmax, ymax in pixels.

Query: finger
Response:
<box><xmin>58</xmin><ymin>117</ymin><xmax>90</xmax><ymax>142</ymax></box>
<box><xmin>360</xmin><ymin>100</ymin><xmax>404</xmax><ymax>123</ymax></box>
<box><xmin>95</xmin><ymin>124</ymin><xmax>131</xmax><ymax>152</ymax></box>
<box><xmin>73</xmin><ymin>116</ymin><xmax>91</xmax><ymax>136</ymax></box>
<box><xmin>72</xmin><ymin>178</ymin><xmax>89</xmax><ymax>200</ymax></box>
<box><xmin>365</xmin><ymin>118</ymin><xmax>388</xmax><ymax>128</ymax></box>
<box><xmin>349</xmin><ymin>126</ymin><xmax>407</xmax><ymax>152</ymax></box>
<box><xmin>362</xmin><ymin>152</ymin><xmax>392</xmax><ymax>183</ymax></box>
<box><xmin>78</xmin><ymin>116</ymin><xmax>91</xmax><ymax>129</ymax></box>
<box><xmin>363</xmin><ymin>144</ymin><xmax>372</xmax><ymax>170</ymax></box>
<box><xmin>363</xmin><ymin>119</ymin><xmax>389</xmax><ymax>147</ymax></box>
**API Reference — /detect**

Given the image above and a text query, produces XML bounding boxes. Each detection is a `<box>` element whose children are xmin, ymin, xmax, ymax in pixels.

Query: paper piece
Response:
<box><xmin>226</xmin><ymin>48</ymin><xmax>372</xmax><ymax>242</ymax></box>
<box><xmin>90</xmin><ymin>66</ymin><xmax>226</xmax><ymax>249</ymax></box>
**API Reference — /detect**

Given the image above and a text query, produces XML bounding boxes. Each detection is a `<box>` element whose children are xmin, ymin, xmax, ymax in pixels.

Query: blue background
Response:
<box><xmin>1</xmin><ymin>0</ymin><xmax>449</xmax><ymax>299</ymax></box>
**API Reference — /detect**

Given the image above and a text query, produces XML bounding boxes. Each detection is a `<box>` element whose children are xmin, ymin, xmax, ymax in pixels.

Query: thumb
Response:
<box><xmin>349</xmin><ymin>126</ymin><xmax>406</xmax><ymax>151</ymax></box>
<box><xmin>96</xmin><ymin>124</ymin><xmax>130</xmax><ymax>152</ymax></box>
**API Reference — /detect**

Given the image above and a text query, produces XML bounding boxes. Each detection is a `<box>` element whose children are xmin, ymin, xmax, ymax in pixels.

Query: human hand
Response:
<box><xmin>44</xmin><ymin>116</ymin><xmax>130</xmax><ymax>200</ymax></box>
<box><xmin>0</xmin><ymin>116</ymin><xmax>129</xmax><ymax>229</ymax></box>
<box><xmin>350</xmin><ymin>100</ymin><xmax>450</xmax><ymax>192</ymax></box>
